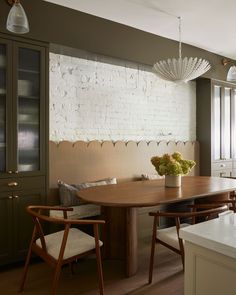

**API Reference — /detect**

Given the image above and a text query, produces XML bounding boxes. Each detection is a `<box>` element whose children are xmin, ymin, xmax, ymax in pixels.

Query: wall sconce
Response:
<box><xmin>222</xmin><ymin>58</ymin><xmax>236</xmax><ymax>82</ymax></box>
<box><xmin>6</xmin><ymin>0</ymin><xmax>29</xmax><ymax>34</ymax></box>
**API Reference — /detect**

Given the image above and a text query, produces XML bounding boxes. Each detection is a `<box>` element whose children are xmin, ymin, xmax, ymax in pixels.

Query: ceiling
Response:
<box><xmin>44</xmin><ymin>0</ymin><xmax>236</xmax><ymax>60</ymax></box>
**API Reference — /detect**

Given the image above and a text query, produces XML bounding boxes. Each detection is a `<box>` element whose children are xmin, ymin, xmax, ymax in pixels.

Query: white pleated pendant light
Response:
<box><xmin>153</xmin><ymin>17</ymin><xmax>211</xmax><ymax>83</ymax></box>
<box><xmin>6</xmin><ymin>1</ymin><xmax>29</xmax><ymax>34</ymax></box>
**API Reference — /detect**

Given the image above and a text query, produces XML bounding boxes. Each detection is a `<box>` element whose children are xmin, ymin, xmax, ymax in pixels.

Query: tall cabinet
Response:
<box><xmin>0</xmin><ymin>33</ymin><xmax>48</xmax><ymax>265</ymax></box>
<box><xmin>197</xmin><ymin>78</ymin><xmax>236</xmax><ymax>177</ymax></box>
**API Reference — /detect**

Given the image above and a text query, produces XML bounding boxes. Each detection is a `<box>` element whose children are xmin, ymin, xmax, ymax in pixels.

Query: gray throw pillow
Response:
<box><xmin>58</xmin><ymin>178</ymin><xmax>117</xmax><ymax>206</ymax></box>
<box><xmin>141</xmin><ymin>174</ymin><xmax>164</xmax><ymax>180</ymax></box>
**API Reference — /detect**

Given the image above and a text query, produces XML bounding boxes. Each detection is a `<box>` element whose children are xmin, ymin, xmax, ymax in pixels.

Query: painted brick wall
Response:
<box><xmin>49</xmin><ymin>52</ymin><xmax>196</xmax><ymax>142</ymax></box>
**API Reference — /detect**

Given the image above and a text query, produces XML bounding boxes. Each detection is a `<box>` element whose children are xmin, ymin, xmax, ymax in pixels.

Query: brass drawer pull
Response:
<box><xmin>8</xmin><ymin>182</ymin><xmax>18</xmax><ymax>187</ymax></box>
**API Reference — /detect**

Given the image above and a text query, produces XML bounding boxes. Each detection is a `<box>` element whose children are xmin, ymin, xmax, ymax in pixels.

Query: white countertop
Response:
<box><xmin>179</xmin><ymin>215</ymin><xmax>236</xmax><ymax>259</ymax></box>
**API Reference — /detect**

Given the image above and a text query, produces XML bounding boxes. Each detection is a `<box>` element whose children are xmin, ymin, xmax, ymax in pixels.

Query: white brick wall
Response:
<box><xmin>49</xmin><ymin>52</ymin><xmax>196</xmax><ymax>142</ymax></box>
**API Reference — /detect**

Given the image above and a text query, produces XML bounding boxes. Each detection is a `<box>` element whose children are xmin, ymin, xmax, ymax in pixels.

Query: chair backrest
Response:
<box><xmin>26</xmin><ymin>206</ymin><xmax>72</xmax><ymax>248</ymax></box>
<box><xmin>21</xmin><ymin>206</ymin><xmax>105</xmax><ymax>295</ymax></box>
<box><xmin>188</xmin><ymin>200</ymin><xmax>236</xmax><ymax>223</ymax></box>
<box><xmin>197</xmin><ymin>199</ymin><xmax>236</xmax><ymax>213</ymax></box>
<box><xmin>26</xmin><ymin>205</ymin><xmax>105</xmax><ymax>256</ymax></box>
<box><xmin>150</xmin><ymin>204</ymin><xmax>228</xmax><ymax>230</ymax></box>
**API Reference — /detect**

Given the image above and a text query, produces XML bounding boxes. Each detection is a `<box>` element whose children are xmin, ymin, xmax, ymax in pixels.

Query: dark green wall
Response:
<box><xmin>0</xmin><ymin>0</ymin><xmax>232</xmax><ymax>80</ymax></box>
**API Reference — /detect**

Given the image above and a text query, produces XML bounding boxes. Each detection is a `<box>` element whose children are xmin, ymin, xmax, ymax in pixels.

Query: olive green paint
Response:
<box><xmin>0</xmin><ymin>0</ymin><xmax>232</xmax><ymax>80</ymax></box>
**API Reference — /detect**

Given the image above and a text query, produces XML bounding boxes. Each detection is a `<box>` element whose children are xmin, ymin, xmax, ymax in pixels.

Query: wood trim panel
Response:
<box><xmin>49</xmin><ymin>140</ymin><xmax>199</xmax><ymax>185</ymax></box>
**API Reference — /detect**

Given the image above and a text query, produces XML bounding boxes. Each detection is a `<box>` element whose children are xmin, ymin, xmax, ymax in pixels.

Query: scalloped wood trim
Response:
<box><xmin>50</xmin><ymin>140</ymin><xmax>198</xmax><ymax>148</ymax></box>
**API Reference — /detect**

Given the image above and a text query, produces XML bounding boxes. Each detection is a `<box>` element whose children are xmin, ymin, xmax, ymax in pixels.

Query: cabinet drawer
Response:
<box><xmin>211</xmin><ymin>169</ymin><xmax>232</xmax><ymax>177</ymax></box>
<box><xmin>0</xmin><ymin>176</ymin><xmax>45</xmax><ymax>192</ymax></box>
<box><xmin>212</xmin><ymin>161</ymin><xmax>232</xmax><ymax>171</ymax></box>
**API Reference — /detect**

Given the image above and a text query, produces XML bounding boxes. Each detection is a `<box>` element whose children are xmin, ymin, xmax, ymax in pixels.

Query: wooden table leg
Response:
<box><xmin>126</xmin><ymin>207</ymin><xmax>138</xmax><ymax>277</ymax></box>
<box><xmin>101</xmin><ymin>206</ymin><xmax>138</xmax><ymax>277</ymax></box>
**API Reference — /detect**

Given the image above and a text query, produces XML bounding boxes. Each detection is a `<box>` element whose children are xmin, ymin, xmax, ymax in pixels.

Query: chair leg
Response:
<box><xmin>69</xmin><ymin>262</ymin><xmax>75</xmax><ymax>275</ymax></box>
<box><xmin>95</xmin><ymin>246</ymin><xmax>105</xmax><ymax>295</ymax></box>
<box><xmin>51</xmin><ymin>263</ymin><xmax>62</xmax><ymax>295</ymax></box>
<box><xmin>94</xmin><ymin>223</ymin><xmax>105</xmax><ymax>295</ymax></box>
<box><xmin>181</xmin><ymin>252</ymin><xmax>185</xmax><ymax>270</ymax></box>
<box><xmin>18</xmin><ymin>247</ymin><xmax>33</xmax><ymax>292</ymax></box>
<box><xmin>179</xmin><ymin>240</ymin><xmax>185</xmax><ymax>270</ymax></box>
<box><xmin>148</xmin><ymin>238</ymin><xmax>156</xmax><ymax>284</ymax></box>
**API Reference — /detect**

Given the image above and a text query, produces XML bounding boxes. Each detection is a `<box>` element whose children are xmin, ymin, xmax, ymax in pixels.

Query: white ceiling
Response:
<box><xmin>44</xmin><ymin>0</ymin><xmax>236</xmax><ymax>60</ymax></box>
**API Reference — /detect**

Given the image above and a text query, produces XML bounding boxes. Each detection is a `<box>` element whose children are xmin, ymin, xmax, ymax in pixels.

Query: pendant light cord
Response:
<box><xmin>178</xmin><ymin>16</ymin><xmax>182</xmax><ymax>59</ymax></box>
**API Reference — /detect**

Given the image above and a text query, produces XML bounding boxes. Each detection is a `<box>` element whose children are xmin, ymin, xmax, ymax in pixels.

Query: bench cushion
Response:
<box><xmin>50</xmin><ymin>204</ymin><xmax>101</xmax><ymax>219</ymax></box>
<box><xmin>58</xmin><ymin>177</ymin><xmax>117</xmax><ymax>206</ymax></box>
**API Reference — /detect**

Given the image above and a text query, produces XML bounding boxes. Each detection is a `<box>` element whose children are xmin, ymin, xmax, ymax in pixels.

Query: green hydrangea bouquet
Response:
<box><xmin>151</xmin><ymin>152</ymin><xmax>196</xmax><ymax>176</ymax></box>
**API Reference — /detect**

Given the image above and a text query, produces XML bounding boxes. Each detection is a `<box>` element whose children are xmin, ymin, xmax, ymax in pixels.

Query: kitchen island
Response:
<box><xmin>180</xmin><ymin>214</ymin><xmax>236</xmax><ymax>295</ymax></box>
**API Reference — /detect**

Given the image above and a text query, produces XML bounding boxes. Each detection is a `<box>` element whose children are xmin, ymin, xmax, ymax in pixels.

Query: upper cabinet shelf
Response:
<box><xmin>0</xmin><ymin>54</ymin><xmax>6</xmax><ymax>68</ymax></box>
<box><xmin>18</xmin><ymin>69</ymin><xmax>40</xmax><ymax>74</ymax></box>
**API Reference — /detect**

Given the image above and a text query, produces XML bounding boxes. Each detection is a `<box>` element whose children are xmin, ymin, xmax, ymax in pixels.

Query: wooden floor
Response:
<box><xmin>0</xmin><ymin>238</ymin><xmax>184</xmax><ymax>295</ymax></box>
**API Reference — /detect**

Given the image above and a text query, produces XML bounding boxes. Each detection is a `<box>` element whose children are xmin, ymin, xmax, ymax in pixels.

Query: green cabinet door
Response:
<box><xmin>0</xmin><ymin>193</ymin><xmax>13</xmax><ymax>263</ymax></box>
<box><xmin>13</xmin><ymin>189</ymin><xmax>46</xmax><ymax>259</ymax></box>
<box><xmin>0</xmin><ymin>36</ymin><xmax>48</xmax><ymax>179</ymax></box>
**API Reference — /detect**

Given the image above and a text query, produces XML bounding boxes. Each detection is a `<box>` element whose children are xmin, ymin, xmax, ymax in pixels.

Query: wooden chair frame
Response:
<box><xmin>148</xmin><ymin>204</ymin><xmax>228</xmax><ymax>284</ymax></box>
<box><xmin>19</xmin><ymin>205</ymin><xmax>105</xmax><ymax>295</ymax></box>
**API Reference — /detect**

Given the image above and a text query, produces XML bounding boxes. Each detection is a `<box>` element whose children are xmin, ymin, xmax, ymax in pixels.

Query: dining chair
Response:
<box><xmin>19</xmin><ymin>205</ymin><xmax>105</xmax><ymax>295</ymax></box>
<box><xmin>148</xmin><ymin>204</ymin><xmax>228</xmax><ymax>284</ymax></box>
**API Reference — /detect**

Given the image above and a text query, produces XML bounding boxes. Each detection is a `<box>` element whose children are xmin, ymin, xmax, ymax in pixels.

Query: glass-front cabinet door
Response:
<box><xmin>0</xmin><ymin>39</ymin><xmax>46</xmax><ymax>177</ymax></box>
<box><xmin>0</xmin><ymin>44</ymin><xmax>7</xmax><ymax>173</ymax></box>
<box><xmin>212</xmin><ymin>83</ymin><xmax>235</xmax><ymax>161</ymax></box>
<box><xmin>17</xmin><ymin>47</ymin><xmax>40</xmax><ymax>173</ymax></box>
<box><xmin>14</xmin><ymin>43</ymin><xmax>45</xmax><ymax>175</ymax></box>
<box><xmin>212</xmin><ymin>85</ymin><xmax>221</xmax><ymax>161</ymax></box>
<box><xmin>0</xmin><ymin>39</ymin><xmax>12</xmax><ymax>176</ymax></box>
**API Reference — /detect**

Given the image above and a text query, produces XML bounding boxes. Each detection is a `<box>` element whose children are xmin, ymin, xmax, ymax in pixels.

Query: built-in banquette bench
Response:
<box><xmin>49</xmin><ymin>140</ymin><xmax>199</xmax><ymax>239</ymax></box>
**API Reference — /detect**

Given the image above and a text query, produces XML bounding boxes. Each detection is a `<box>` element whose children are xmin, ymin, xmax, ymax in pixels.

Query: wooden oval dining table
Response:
<box><xmin>77</xmin><ymin>176</ymin><xmax>236</xmax><ymax>277</ymax></box>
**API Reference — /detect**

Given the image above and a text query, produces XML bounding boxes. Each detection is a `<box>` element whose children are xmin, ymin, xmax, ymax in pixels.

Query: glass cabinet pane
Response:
<box><xmin>222</xmin><ymin>88</ymin><xmax>231</xmax><ymax>159</ymax></box>
<box><xmin>213</xmin><ymin>86</ymin><xmax>221</xmax><ymax>160</ymax></box>
<box><xmin>232</xmin><ymin>90</ymin><xmax>236</xmax><ymax>158</ymax></box>
<box><xmin>17</xmin><ymin>48</ymin><xmax>40</xmax><ymax>172</ymax></box>
<box><xmin>0</xmin><ymin>44</ymin><xmax>6</xmax><ymax>172</ymax></box>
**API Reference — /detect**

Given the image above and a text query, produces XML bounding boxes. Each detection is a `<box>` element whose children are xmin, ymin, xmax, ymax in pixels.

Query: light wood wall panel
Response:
<box><xmin>49</xmin><ymin>140</ymin><xmax>199</xmax><ymax>190</ymax></box>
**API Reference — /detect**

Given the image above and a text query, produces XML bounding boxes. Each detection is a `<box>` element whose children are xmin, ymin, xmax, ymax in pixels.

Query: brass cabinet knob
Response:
<box><xmin>14</xmin><ymin>171</ymin><xmax>19</xmax><ymax>174</ymax></box>
<box><xmin>7</xmin><ymin>182</ymin><xmax>18</xmax><ymax>187</ymax></box>
<box><xmin>8</xmin><ymin>170</ymin><xmax>13</xmax><ymax>174</ymax></box>
<box><xmin>8</xmin><ymin>196</ymin><xmax>13</xmax><ymax>199</ymax></box>
<box><xmin>14</xmin><ymin>195</ymin><xmax>19</xmax><ymax>199</ymax></box>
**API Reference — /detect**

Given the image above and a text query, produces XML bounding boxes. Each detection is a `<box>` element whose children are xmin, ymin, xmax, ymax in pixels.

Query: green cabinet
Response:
<box><xmin>197</xmin><ymin>78</ymin><xmax>236</xmax><ymax>177</ymax></box>
<box><xmin>0</xmin><ymin>33</ymin><xmax>48</xmax><ymax>265</ymax></box>
<box><xmin>0</xmin><ymin>187</ymin><xmax>46</xmax><ymax>264</ymax></box>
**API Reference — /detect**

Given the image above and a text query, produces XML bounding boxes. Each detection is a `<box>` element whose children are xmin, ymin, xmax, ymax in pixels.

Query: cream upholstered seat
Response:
<box><xmin>19</xmin><ymin>206</ymin><xmax>105</xmax><ymax>295</ymax></box>
<box><xmin>36</xmin><ymin>228</ymin><xmax>103</xmax><ymax>260</ymax></box>
<box><xmin>148</xmin><ymin>204</ymin><xmax>228</xmax><ymax>284</ymax></box>
<box><xmin>156</xmin><ymin>223</ymin><xmax>189</xmax><ymax>250</ymax></box>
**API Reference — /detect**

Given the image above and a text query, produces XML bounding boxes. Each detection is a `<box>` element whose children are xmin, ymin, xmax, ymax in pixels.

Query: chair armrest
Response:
<box><xmin>66</xmin><ymin>219</ymin><xmax>105</xmax><ymax>225</ymax></box>
<box><xmin>189</xmin><ymin>200</ymin><xmax>236</xmax><ymax>212</ymax></box>
<box><xmin>28</xmin><ymin>205</ymin><xmax>74</xmax><ymax>212</ymax></box>
<box><xmin>149</xmin><ymin>211</ymin><xmax>191</xmax><ymax>218</ymax></box>
<box><xmin>149</xmin><ymin>205</ymin><xmax>228</xmax><ymax>219</ymax></box>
